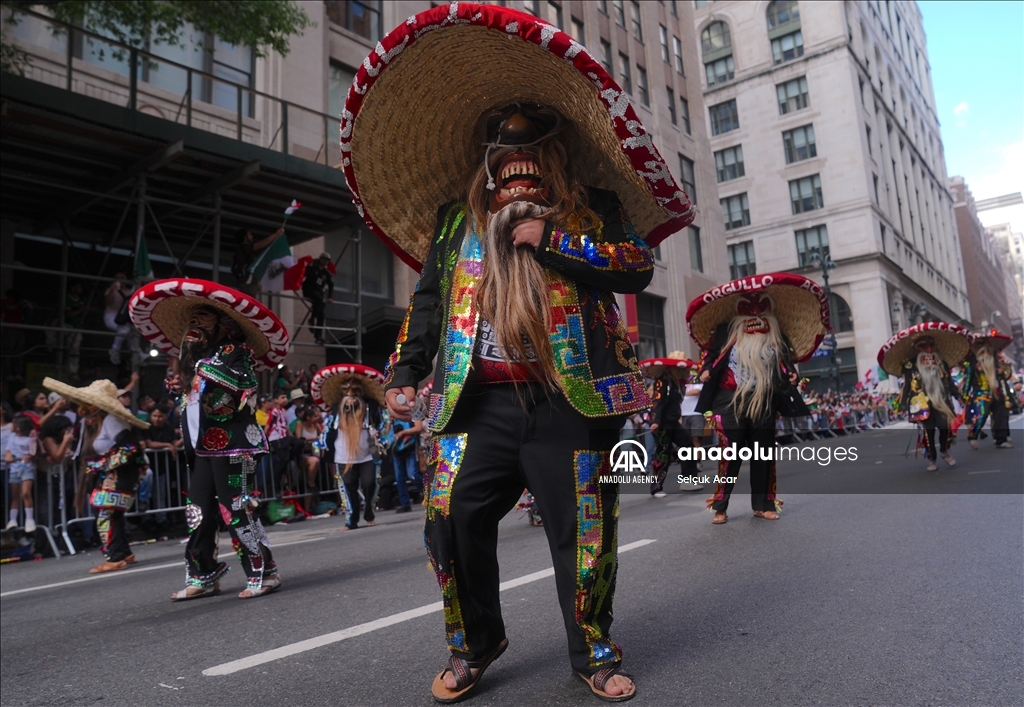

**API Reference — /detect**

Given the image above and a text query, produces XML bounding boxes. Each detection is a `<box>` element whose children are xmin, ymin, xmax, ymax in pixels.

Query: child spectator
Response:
<box><xmin>4</xmin><ymin>415</ymin><xmax>38</xmax><ymax>532</ymax></box>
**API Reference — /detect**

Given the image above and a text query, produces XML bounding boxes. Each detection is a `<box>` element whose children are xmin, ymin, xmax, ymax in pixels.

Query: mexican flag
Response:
<box><xmin>251</xmin><ymin>200</ymin><xmax>303</xmax><ymax>292</ymax></box>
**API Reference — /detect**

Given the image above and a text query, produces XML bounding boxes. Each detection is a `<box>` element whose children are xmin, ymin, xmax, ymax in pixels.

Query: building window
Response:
<box><xmin>667</xmin><ymin>87</ymin><xmax>677</xmax><ymax>125</ymax></box>
<box><xmin>689</xmin><ymin>226</ymin><xmax>704</xmax><ymax>272</ymax></box>
<box><xmin>777</xmin><ymin>76</ymin><xmax>809</xmax><ymax>114</ymax></box>
<box><xmin>600</xmin><ymin>39</ymin><xmax>613</xmax><ymax>72</ymax></box>
<box><xmin>705</xmin><ymin>56</ymin><xmax>735</xmax><ymax>87</ymax></box>
<box><xmin>701</xmin><ymin>21</ymin><xmax>731</xmax><ymax>54</ymax></box>
<box><xmin>546</xmin><ymin>1</ymin><xmax>563</xmax><ymax>28</ymax></box>
<box><xmin>694</xmin><ymin>0</ymin><xmax>708</xmax><ymax>7</ymax></box>
<box><xmin>613</xmin><ymin>0</ymin><xmax>626</xmax><ymax>27</ymax></box>
<box><xmin>660</xmin><ymin>25</ymin><xmax>670</xmax><ymax>63</ymax></box>
<box><xmin>866</xmin><ymin>125</ymin><xmax>872</xmax><ymax>156</ymax></box>
<box><xmin>670</xmin><ymin>0</ymin><xmax>678</xmax><ymax>15</ymax></box>
<box><xmin>630</xmin><ymin>1</ymin><xmax>643</xmax><ymax>42</ymax></box>
<box><xmin>325</xmin><ymin>1</ymin><xmax>382</xmax><ymax>43</ymax></box>
<box><xmin>637</xmin><ymin>66</ymin><xmax>649</xmax><ymax>106</ymax></box>
<box><xmin>795</xmin><ymin>224</ymin><xmax>828</xmax><ymax>267</ymax></box>
<box><xmin>782</xmin><ymin>124</ymin><xmax>817</xmax><ymax>163</ymax></box>
<box><xmin>709</xmin><ymin>99</ymin><xmax>739</xmax><ymax>136</ymax></box>
<box><xmin>767</xmin><ymin>0</ymin><xmax>800</xmax><ymax>29</ymax></box>
<box><xmin>571</xmin><ymin>17</ymin><xmax>585</xmax><ymax>44</ymax></box>
<box><xmin>728</xmin><ymin>241</ymin><xmax>756</xmax><ymax>278</ymax></box>
<box><xmin>672</xmin><ymin>35</ymin><xmax>685</xmax><ymax>75</ymax></box>
<box><xmin>681</xmin><ymin>97</ymin><xmax>691</xmax><ymax>134</ymax></box>
<box><xmin>701</xmin><ymin>21</ymin><xmax>734</xmax><ymax>86</ymax></box>
<box><xmin>679</xmin><ymin>155</ymin><xmax>697</xmax><ymax>204</ymax></box>
<box><xmin>618</xmin><ymin>53</ymin><xmax>632</xmax><ymax>94</ymax></box>
<box><xmin>771</xmin><ymin>30</ymin><xmax>804</xmax><ymax>64</ymax></box>
<box><xmin>598</xmin><ymin>0</ymin><xmax>608</xmax><ymax>13</ymax></box>
<box><xmin>830</xmin><ymin>293</ymin><xmax>854</xmax><ymax>332</ymax></box>
<box><xmin>789</xmin><ymin>174</ymin><xmax>823</xmax><ymax>214</ymax></box>
<box><xmin>721</xmin><ymin>193</ymin><xmax>750</xmax><ymax>230</ymax></box>
<box><xmin>523</xmin><ymin>0</ymin><xmax>539</xmax><ymax>14</ymax></box>
<box><xmin>636</xmin><ymin>293</ymin><xmax>667</xmax><ymax>359</ymax></box>
<box><xmin>715</xmin><ymin>145</ymin><xmax>745</xmax><ymax>182</ymax></box>
<box><xmin>328</xmin><ymin>62</ymin><xmax>357</xmax><ymax>118</ymax></box>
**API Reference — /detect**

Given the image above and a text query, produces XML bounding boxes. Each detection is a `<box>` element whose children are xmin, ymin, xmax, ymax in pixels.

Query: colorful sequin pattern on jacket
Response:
<box><xmin>191</xmin><ymin>342</ymin><xmax>268</xmax><ymax>456</ymax></box>
<box><xmin>384</xmin><ymin>187</ymin><xmax>654</xmax><ymax>431</ymax></box>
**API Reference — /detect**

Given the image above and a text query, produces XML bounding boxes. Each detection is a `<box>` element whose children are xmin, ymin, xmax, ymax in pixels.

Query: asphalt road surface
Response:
<box><xmin>2</xmin><ymin>422</ymin><xmax>1022</xmax><ymax>707</ymax></box>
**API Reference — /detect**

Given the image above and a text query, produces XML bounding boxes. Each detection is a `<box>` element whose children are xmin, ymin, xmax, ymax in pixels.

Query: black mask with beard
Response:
<box><xmin>180</xmin><ymin>323</ymin><xmax>219</xmax><ymax>379</ymax></box>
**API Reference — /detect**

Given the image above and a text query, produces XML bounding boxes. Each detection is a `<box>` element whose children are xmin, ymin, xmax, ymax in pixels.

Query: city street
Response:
<box><xmin>2</xmin><ymin>424</ymin><xmax>1022</xmax><ymax>707</ymax></box>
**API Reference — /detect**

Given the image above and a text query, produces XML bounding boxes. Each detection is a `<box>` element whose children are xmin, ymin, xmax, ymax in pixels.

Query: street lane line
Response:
<box><xmin>203</xmin><ymin>538</ymin><xmax>657</xmax><ymax>676</ymax></box>
<box><xmin>0</xmin><ymin>537</ymin><xmax>325</xmax><ymax>598</ymax></box>
<box><xmin>967</xmin><ymin>470</ymin><xmax>1001</xmax><ymax>475</ymax></box>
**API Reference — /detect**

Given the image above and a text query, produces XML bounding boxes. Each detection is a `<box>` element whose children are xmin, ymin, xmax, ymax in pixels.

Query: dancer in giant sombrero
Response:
<box><xmin>311</xmin><ymin>363</ymin><xmax>389</xmax><ymax>530</ymax></box>
<box><xmin>687</xmin><ymin>274</ymin><xmax>828</xmax><ymax>524</ymax></box>
<box><xmin>962</xmin><ymin>329</ymin><xmax>1016</xmax><ymax>450</ymax></box>
<box><xmin>129</xmin><ymin>278</ymin><xmax>290</xmax><ymax>599</ymax></box>
<box><xmin>342</xmin><ymin>4</ymin><xmax>693</xmax><ymax>701</ymax></box>
<box><xmin>878</xmin><ymin>322</ymin><xmax>970</xmax><ymax>471</ymax></box>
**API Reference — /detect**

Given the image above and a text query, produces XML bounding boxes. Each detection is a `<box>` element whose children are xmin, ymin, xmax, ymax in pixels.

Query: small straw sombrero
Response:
<box><xmin>876</xmin><ymin>322</ymin><xmax>972</xmax><ymax>376</ymax></box>
<box><xmin>686</xmin><ymin>273</ymin><xmax>830</xmax><ymax>363</ymax></box>
<box><xmin>340</xmin><ymin>2</ymin><xmax>695</xmax><ymax>272</ymax></box>
<box><xmin>43</xmin><ymin>378</ymin><xmax>149</xmax><ymax>429</ymax></box>
<box><xmin>639</xmin><ymin>353</ymin><xmax>697</xmax><ymax>378</ymax></box>
<box><xmin>311</xmin><ymin>363</ymin><xmax>386</xmax><ymax>411</ymax></box>
<box><xmin>971</xmin><ymin>328</ymin><xmax>1012</xmax><ymax>354</ymax></box>
<box><xmin>129</xmin><ymin>279</ymin><xmax>290</xmax><ymax>371</ymax></box>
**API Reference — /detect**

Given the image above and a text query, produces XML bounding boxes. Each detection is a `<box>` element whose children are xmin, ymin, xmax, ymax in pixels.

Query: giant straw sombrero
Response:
<box><xmin>129</xmin><ymin>279</ymin><xmax>290</xmax><ymax>371</ymax></box>
<box><xmin>340</xmin><ymin>2</ymin><xmax>695</xmax><ymax>272</ymax></box>
<box><xmin>311</xmin><ymin>363</ymin><xmax>386</xmax><ymax>411</ymax></box>
<box><xmin>43</xmin><ymin>378</ymin><xmax>149</xmax><ymax>429</ymax></box>
<box><xmin>639</xmin><ymin>352</ymin><xmax>697</xmax><ymax>378</ymax></box>
<box><xmin>685</xmin><ymin>273</ymin><xmax>830</xmax><ymax>363</ymax></box>
<box><xmin>971</xmin><ymin>328</ymin><xmax>1012</xmax><ymax>354</ymax></box>
<box><xmin>876</xmin><ymin>322</ymin><xmax>972</xmax><ymax>375</ymax></box>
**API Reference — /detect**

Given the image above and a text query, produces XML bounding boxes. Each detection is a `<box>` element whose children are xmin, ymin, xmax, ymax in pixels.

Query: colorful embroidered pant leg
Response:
<box><xmin>91</xmin><ymin>469</ymin><xmax>139</xmax><ymax>562</ymax></box>
<box><xmin>185</xmin><ymin>455</ymin><xmax>276</xmax><ymax>590</ymax></box>
<box><xmin>426</xmin><ymin>384</ymin><xmax>625</xmax><ymax>674</ymax></box>
<box><xmin>650</xmin><ymin>427</ymin><xmax>689</xmax><ymax>491</ymax></box>
<box><xmin>967</xmin><ymin>398</ymin><xmax>990</xmax><ymax>440</ymax></box>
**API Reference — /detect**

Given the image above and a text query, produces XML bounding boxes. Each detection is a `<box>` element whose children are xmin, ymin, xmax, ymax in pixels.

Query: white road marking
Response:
<box><xmin>966</xmin><ymin>470</ymin><xmax>1001</xmax><ymax>475</ymax></box>
<box><xmin>0</xmin><ymin>537</ymin><xmax>325</xmax><ymax>598</ymax></box>
<box><xmin>203</xmin><ymin>538</ymin><xmax>658</xmax><ymax>676</ymax></box>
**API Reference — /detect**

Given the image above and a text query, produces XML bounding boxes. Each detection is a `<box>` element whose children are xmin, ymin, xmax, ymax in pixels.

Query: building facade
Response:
<box><xmin>692</xmin><ymin>0</ymin><xmax>969</xmax><ymax>389</ymax></box>
<box><xmin>983</xmin><ymin>221</ymin><xmax>1024</xmax><ymax>362</ymax></box>
<box><xmin>949</xmin><ymin>177</ymin><xmax>1011</xmax><ymax>329</ymax></box>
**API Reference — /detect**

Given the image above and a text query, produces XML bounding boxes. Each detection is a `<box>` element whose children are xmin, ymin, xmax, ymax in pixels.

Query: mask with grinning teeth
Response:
<box><xmin>478</xmin><ymin>104</ymin><xmax>563</xmax><ymax>214</ymax></box>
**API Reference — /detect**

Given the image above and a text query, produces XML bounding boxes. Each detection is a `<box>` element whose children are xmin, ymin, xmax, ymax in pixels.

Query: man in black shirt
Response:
<box><xmin>302</xmin><ymin>253</ymin><xmax>334</xmax><ymax>345</ymax></box>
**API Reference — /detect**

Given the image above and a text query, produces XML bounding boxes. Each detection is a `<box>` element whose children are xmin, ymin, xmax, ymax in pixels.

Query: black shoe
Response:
<box><xmin>395</xmin><ymin>505</ymin><xmax>412</xmax><ymax>514</ymax></box>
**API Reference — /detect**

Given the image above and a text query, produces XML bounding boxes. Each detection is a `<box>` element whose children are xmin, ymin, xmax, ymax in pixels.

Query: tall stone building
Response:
<box><xmin>692</xmin><ymin>0</ymin><xmax>969</xmax><ymax>388</ymax></box>
<box><xmin>948</xmin><ymin>178</ymin><xmax>1011</xmax><ymax>326</ymax></box>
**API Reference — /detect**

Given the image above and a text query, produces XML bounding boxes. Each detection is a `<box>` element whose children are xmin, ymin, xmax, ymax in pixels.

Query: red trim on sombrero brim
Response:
<box><xmin>971</xmin><ymin>330</ymin><xmax>1013</xmax><ymax>353</ymax></box>
<box><xmin>340</xmin><ymin>2</ymin><xmax>694</xmax><ymax>272</ymax></box>
<box><xmin>311</xmin><ymin>363</ymin><xmax>386</xmax><ymax>410</ymax></box>
<box><xmin>128</xmin><ymin>278</ymin><xmax>290</xmax><ymax>371</ymax></box>
<box><xmin>876</xmin><ymin>321</ymin><xmax>973</xmax><ymax>369</ymax></box>
<box><xmin>638</xmin><ymin>357</ymin><xmax>697</xmax><ymax>370</ymax></box>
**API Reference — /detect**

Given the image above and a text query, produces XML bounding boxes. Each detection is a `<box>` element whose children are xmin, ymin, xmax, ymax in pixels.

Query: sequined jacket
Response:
<box><xmin>897</xmin><ymin>361</ymin><xmax>962</xmax><ymax>414</ymax></box>
<box><xmin>183</xmin><ymin>342</ymin><xmax>268</xmax><ymax>460</ymax></box>
<box><xmin>385</xmin><ymin>187</ymin><xmax>654</xmax><ymax>431</ymax></box>
<box><xmin>961</xmin><ymin>353</ymin><xmax>1011</xmax><ymax>406</ymax></box>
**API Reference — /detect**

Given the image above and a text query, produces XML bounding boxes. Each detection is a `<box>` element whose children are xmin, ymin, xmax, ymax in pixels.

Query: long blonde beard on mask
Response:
<box><xmin>977</xmin><ymin>350</ymin><xmax>998</xmax><ymax>390</ymax></box>
<box><xmin>477</xmin><ymin>200</ymin><xmax>561</xmax><ymax>391</ymax></box>
<box><xmin>339</xmin><ymin>398</ymin><xmax>365</xmax><ymax>473</ymax></box>
<box><xmin>917</xmin><ymin>355</ymin><xmax>954</xmax><ymax>419</ymax></box>
<box><xmin>728</xmin><ymin>313</ymin><xmax>784</xmax><ymax>422</ymax></box>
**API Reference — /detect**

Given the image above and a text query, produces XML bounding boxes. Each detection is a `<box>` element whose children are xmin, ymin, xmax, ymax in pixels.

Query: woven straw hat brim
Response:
<box><xmin>43</xmin><ymin>377</ymin><xmax>150</xmax><ymax>429</ymax></box>
<box><xmin>311</xmin><ymin>364</ymin><xmax>386</xmax><ymax>410</ymax></box>
<box><xmin>972</xmin><ymin>332</ymin><xmax>1012</xmax><ymax>354</ymax></box>
<box><xmin>686</xmin><ymin>273</ymin><xmax>830</xmax><ymax>362</ymax></box>
<box><xmin>341</xmin><ymin>3</ymin><xmax>694</xmax><ymax>272</ymax></box>
<box><xmin>877</xmin><ymin>322</ymin><xmax>972</xmax><ymax>375</ymax></box>
<box><xmin>129</xmin><ymin>279</ymin><xmax>289</xmax><ymax>372</ymax></box>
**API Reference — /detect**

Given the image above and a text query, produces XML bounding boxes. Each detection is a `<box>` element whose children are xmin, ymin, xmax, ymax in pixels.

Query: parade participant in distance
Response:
<box><xmin>962</xmin><ymin>329</ymin><xmax>1015</xmax><ymax>450</ymax></box>
<box><xmin>640</xmin><ymin>353</ymin><xmax>697</xmax><ymax>497</ymax></box>
<box><xmin>341</xmin><ymin>5</ymin><xmax>694</xmax><ymax>701</ymax></box>
<box><xmin>311</xmin><ymin>364</ymin><xmax>389</xmax><ymax>531</ymax></box>
<box><xmin>43</xmin><ymin>378</ymin><xmax>151</xmax><ymax>573</ymax></box>
<box><xmin>687</xmin><ymin>274</ymin><xmax>828</xmax><ymax>524</ymax></box>
<box><xmin>129</xmin><ymin>278</ymin><xmax>290</xmax><ymax>599</ymax></box>
<box><xmin>878</xmin><ymin>322</ymin><xmax>971</xmax><ymax>472</ymax></box>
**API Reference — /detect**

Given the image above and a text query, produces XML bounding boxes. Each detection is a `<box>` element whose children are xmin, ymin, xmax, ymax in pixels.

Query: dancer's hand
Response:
<box><xmin>511</xmin><ymin>218</ymin><xmax>545</xmax><ymax>249</ymax></box>
<box><xmin>699</xmin><ymin>370</ymin><xmax>710</xmax><ymax>382</ymax></box>
<box><xmin>650</xmin><ymin>423</ymin><xmax>659</xmax><ymax>431</ymax></box>
<box><xmin>386</xmin><ymin>387</ymin><xmax>416</xmax><ymax>421</ymax></box>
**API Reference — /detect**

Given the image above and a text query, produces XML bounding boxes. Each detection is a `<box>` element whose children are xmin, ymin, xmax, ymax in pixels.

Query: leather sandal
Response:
<box><xmin>170</xmin><ymin>583</ymin><xmax>221</xmax><ymax>601</ymax></box>
<box><xmin>753</xmin><ymin>510</ymin><xmax>780</xmax><ymax>520</ymax></box>
<box><xmin>431</xmin><ymin>637</ymin><xmax>508</xmax><ymax>703</ymax></box>
<box><xmin>89</xmin><ymin>560</ymin><xmax>128</xmax><ymax>574</ymax></box>
<box><xmin>576</xmin><ymin>665</ymin><xmax>636</xmax><ymax>702</ymax></box>
<box><xmin>711</xmin><ymin>512</ymin><xmax>728</xmax><ymax>524</ymax></box>
<box><xmin>238</xmin><ymin>575</ymin><xmax>282</xmax><ymax>599</ymax></box>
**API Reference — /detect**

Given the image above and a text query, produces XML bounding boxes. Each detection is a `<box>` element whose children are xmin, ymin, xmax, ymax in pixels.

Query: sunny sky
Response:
<box><xmin>918</xmin><ymin>0</ymin><xmax>1024</xmax><ymax>231</ymax></box>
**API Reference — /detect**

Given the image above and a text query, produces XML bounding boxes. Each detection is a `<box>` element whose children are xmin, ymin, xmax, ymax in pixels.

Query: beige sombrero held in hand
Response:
<box><xmin>43</xmin><ymin>378</ymin><xmax>150</xmax><ymax>429</ymax></box>
<box><xmin>340</xmin><ymin>2</ymin><xmax>695</xmax><ymax>272</ymax></box>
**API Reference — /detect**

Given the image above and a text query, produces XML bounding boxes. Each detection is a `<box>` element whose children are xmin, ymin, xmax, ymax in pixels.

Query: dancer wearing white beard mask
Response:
<box><xmin>963</xmin><ymin>329</ymin><xmax>1016</xmax><ymax>449</ymax></box>
<box><xmin>878</xmin><ymin>324</ymin><xmax>971</xmax><ymax>472</ymax></box>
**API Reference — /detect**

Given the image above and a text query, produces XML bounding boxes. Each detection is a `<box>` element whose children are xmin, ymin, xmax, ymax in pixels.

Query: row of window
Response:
<box><xmin>712</xmin><ymin>123</ymin><xmax>817</xmax><ymax>185</ymax></box>
<box><xmin>720</xmin><ymin>174</ymin><xmax>823</xmax><ymax>232</ymax></box>
<box><xmin>708</xmin><ymin>75</ymin><xmax>810</xmax><ymax>138</ymax></box>
<box><xmin>700</xmin><ymin>0</ymin><xmax>805</xmax><ymax>88</ymax></box>
<box><xmin>727</xmin><ymin>224</ymin><xmax>829</xmax><ymax>276</ymax></box>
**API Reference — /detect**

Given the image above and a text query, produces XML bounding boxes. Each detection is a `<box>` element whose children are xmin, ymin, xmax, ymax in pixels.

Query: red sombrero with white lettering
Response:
<box><xmin>686</xmin><ymin>273</ymin><xmax>830</xmax><ymax>362</ymax></box>
<box><xmin>877</xmin><ymin>322</ymin><xmax>972</xmax><ymax>375</ymax></box>
<box><xmin>311</xmin><ymin>363</ymin><xmax>386</xmax><ymax>411</ymax></box>
<box><xmin>971</xmin><ymin>328</ymin><xmax>1012</xmax><ymax>354</ymax></box>
<box><xmin>128</xmin><ymin>278</ymin><xmax>290</xmax><ymax>371</ymax></box>
<box><xmin>341</xmin><ymin>2</ymin><xmax>695</xmax><ymax>272</ymax></box>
